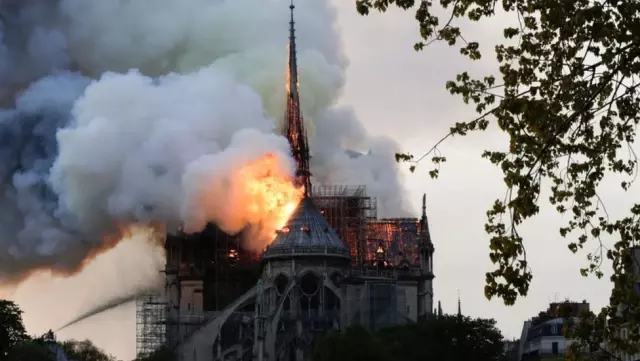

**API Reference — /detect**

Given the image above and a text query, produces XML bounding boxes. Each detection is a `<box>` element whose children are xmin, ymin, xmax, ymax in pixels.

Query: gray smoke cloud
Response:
<box><xmin>0</xmin><ymin>0</ymin><xmax>411</xmax><ymax>281</ymax></box>
<box><xmin>0</xmin><ymin>0</ymin><xmax>71</xmax><ymax>105</ymax></box>
<box><xmin>0</xmin><ymin>72</ymin><xmax>91</xmax><ymax>277</ymax></box>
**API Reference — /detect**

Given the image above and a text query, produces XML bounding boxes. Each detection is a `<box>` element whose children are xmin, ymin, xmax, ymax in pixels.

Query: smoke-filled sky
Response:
<box><xmin>1</xmin><ymin>0</ymin><xmax>624</xmax><ymax>359</ymax></box>
<box><xmin>2</xmin><ymin>0</ymin><xmax>411</xmax><ymax>358</ymax></box>
<box><xmin>0</xmin><ymin>0</ymin><xmax>410</xmax><ymax>280</ymax></box>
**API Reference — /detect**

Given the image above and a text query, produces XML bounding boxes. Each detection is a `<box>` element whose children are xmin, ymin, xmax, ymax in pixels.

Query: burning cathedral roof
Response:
<box><xmin>261</xmin><ymin>197</ymin><xmax>350</xmax><ymax>261</ymax></box>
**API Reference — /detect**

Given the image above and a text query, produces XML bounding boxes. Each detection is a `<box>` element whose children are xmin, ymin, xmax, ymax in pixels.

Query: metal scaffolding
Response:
<box><xmin>136</xmin><ymin>293</ymin><xmax>167</xmax><ymax>358</ymax></box>
<box><xmin>311</xmin><ymin>184</ymin><xmax>377</xmax><ymax>266</ymax></box>
<box><xmin>164</xmin><ymin>225</ymin><xmax>261</xmax><ymax>312</ymax></box>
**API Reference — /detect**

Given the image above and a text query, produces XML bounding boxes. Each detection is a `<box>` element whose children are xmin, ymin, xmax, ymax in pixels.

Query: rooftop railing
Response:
<box><xmin>262</xmin><ymin>245</ymin><xmax>351</xmax><ymax>259</ymax></box>
<box><xmin>348</xmin><ymin>267</ymin><xmax>424</xmax><ymax>279</ymax></box>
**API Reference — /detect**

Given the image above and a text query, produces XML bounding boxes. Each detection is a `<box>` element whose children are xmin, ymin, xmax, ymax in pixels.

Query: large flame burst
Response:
<box><xmin>236</xmin><ymin>153</ymin><xmax>303</xmax><ymax>250</ymax></box>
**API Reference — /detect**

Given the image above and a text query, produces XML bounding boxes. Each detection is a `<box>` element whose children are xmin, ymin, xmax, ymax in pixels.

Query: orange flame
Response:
<box><xmin>285</xmin><ymin>44</ymin><xmax>300</xmax><ymax>95</ymax></box>
<box><xmin>236</xmin><ymin>153</ymin><xmax>303</xmax><ymax>250</ymax></box>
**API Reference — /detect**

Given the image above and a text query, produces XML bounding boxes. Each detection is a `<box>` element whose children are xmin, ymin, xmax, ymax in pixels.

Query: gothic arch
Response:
<box><xmin>270</xmin><ymin>279</ymin><xmax>297</xmax><ymax>331</ymax></box>
<box><xmin>274</xmin><ymin>273</ymin><xmax>290</xmax><ymax>296</ymax></box>
<box><xmin>179</xmin><ymin>283</ymin><xmax>272</xmax><ymax>361</ymax></box>
<box><xmin>299</xmin><ymin>272</ymin><xmax>321</xmax><ymax>296</ymax></box>
<box><xmin>264</xmin><ymin>279</ymin><xmax>298</xmax><ymax>360</ymax></box>
<box><xmin>295</xmin><ymin>268</ymin><xmax>322</xmax><ymax>279</ymax></box>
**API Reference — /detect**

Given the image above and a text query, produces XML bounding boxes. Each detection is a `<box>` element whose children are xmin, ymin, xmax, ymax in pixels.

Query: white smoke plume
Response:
<box><xmin>52</xmin><ymin>67</ymin><xmax>285</xmax><ymax>236</ymax></box>
<box><xmin>0</xmin><ymin>0</ymin><xmax>410</xmax><ymax>281</ymax></box>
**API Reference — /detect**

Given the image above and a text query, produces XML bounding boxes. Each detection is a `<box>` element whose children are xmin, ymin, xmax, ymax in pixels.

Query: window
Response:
<box><xmin>552</xmin><ymin>342</ymin><xmax>559</xmax><ymax>355</ymax></box>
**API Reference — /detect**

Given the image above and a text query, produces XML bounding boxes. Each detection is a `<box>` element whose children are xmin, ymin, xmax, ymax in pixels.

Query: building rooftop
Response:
<box><xmin>262</xmin><ymin>197</ymin><xmax>351</xmax><ymax>261</ymax></box>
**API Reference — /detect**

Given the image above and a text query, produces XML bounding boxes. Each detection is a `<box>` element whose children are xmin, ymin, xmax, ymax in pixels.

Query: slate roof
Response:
<box><xmin>262</xmin><ymin>197</ymin><xmax>350</xmax><ymax>261</ymax></box>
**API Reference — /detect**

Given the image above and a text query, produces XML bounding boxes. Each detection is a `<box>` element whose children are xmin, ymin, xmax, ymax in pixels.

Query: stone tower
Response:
<box><xmin>417</xmin><ymin>194</ymin><xmax>435</xmax><ymax>319</ymax></box>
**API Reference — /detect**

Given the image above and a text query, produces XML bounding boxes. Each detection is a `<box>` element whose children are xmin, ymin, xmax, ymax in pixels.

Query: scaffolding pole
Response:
<box><xmin>311</xmin><ymin>184</ymin><xmax>377</xmax><ymax>266</ymax></box>
<box><xmin>136</xmin><ymin>293</ymin><xmax>167</xmax><ymax>358</ymax></box>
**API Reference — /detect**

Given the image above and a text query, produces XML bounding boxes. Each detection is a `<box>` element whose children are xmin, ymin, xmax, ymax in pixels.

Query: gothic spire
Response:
<box><xmin>288</xmin><ymin>0</ymin><xmax>299</xmax><ymax>101</ymax></box>
<box><xmin>283</xmin><ymin>0</ymin><xmax>312</xmax><ymax>196</ymax></box>
<box><xmin>419</xmin><ymin>193</ymin><xmax>432</xmax><ymax>246</ymax></box>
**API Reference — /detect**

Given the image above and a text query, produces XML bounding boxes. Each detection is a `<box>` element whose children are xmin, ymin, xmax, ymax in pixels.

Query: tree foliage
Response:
<box><xmin>355</xmin><ymin>0</ymin><xmax>640</xmax><ymax>356</ymax></box>
<box><xmin>7</xmin><ymin>339</ymin><xmax>55</xmax><ymax>361</ymax></box>
<box><xmin>0</xmin><ymin>300</ymin><xmax>118</xmax><ymax>361</ymax></box>
<box><xmin>379</xmin><ymin>315</ymin><xmax>506</xmax><ymax>361</ymax></box>
<box><xmin>313</xmin><ymin>315</ymin><xmax>506</xmax><ymax>361</ymax></box>
<box><xmin>0</xmin><ymin>300</ymin><xmax>56</xmax><ymax>361</ymax></box>
<box><xmin>0</xmin><ymin>300</ymin><xmax>29</xmax><ymax>359</ymax></box>
<box><xmin>313</xmin><ymin>324</ymin><xmax>392</xmax><ymax>361</ymax></box>
<box><xmin>61</xmin><ymin>340</ymin><xmax>116</xmax><ymax>361</ymax></box>
<box><xmin>135</xmin><ymin>347</ymin><xmax>177</xmax><ymax>361</ymax></box>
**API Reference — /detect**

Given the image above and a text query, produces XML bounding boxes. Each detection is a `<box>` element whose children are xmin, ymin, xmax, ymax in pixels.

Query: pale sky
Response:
<box><xmin>6</xmin><ymin>1</ymin><xmax>626</xmax><ymax>360</ymax></box>
<box><xmin>333</xmin><ymin>0</ymin><xmax>617</xmax><ymax>338</ymax></box>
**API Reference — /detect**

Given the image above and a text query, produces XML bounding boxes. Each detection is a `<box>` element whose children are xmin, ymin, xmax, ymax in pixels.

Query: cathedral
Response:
<box><xmin>135</xmin><ymin>2</ymin><xmax>435</xmax><ymax>361</ymax></box>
